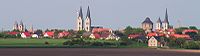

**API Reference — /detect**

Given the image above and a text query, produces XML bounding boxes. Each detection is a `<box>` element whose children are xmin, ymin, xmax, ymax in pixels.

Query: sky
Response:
<box><xmin>0</xmin><ymin>0</ymin><xmax>200</xmax><ymax>31</ymax></box>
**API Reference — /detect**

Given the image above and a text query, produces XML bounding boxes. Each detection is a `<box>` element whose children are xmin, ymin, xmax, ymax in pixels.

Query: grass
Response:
<box><xmin>0</xmin><ymin>38</ymin><xmax>67</xmax><ymax>45</ymax></box>
<box><xmin>0</xmin><ymin>38</ymin><xmax>148</xmax><ymax>48</ymax></box>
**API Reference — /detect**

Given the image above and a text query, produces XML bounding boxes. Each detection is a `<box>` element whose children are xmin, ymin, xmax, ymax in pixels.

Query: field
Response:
<box><xmin>0</xmin><ymin>38</ymin><xmax>147</xmax><ymax>48</ymax></box>
<box><xmin>0</xmin><ymin>48</ymin><xmax>199</xmax><ymax>56</ymax></box>
<box><xmin>0</xmin><ymin>39</ymin><xmax>68</xmax><ymax>48</ymax></box>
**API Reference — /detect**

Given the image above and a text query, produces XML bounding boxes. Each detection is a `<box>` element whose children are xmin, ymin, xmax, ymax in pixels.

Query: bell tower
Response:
<box><xmin>84</xmin><ymin>6</ymin><xmax>91</xmax><ymax>32</ymax></box>
<box><xmin>77</xmin><ymin>7</ymin><xmax>84</xmax><ymax>31</ymax></box>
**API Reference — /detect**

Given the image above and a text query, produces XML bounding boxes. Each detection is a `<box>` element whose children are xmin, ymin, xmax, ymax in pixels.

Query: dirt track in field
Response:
<box><xmin>0</xmin><ymin>48</ymin><xmax>199</xmax><ymax>56</ymax></box>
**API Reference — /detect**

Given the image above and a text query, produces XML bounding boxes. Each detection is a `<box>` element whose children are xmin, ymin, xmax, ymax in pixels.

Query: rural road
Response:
<box><xmin>0</xmin><ymin>48</ymin><xmax>199</xmax><ymax>56</ymax></box>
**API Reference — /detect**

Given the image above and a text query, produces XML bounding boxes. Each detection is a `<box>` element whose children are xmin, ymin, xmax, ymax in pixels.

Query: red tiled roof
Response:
<box><xmin>182</xmin><ymin>29</ymin><xmax>198</xmax><ymax>34</ymax></box>
<box><xmin>93</xmin><ymin>33</ymin><xmax>101</xmax><ymax>39</ymax></box>
<box><xmin>58</xmin><ymin>31</ymin><xmax>70</xmax><ymax>37</ymax></box>
<box><xmin>170</xmin><ymin>34</ymin><xmax>191</xmax><ymax>40</ymax></box>
<box><xmin>167</xmin><ymin>29</ymin><xmax>175</xmax><ymax>32</ymax></box>
<box><xmin>147</xmin><ymin>32</ymin><xmax>157</xmax><ymax>37</ymax></box>
<box><xmin>92</xmin><ymin>28</ymin><xmax>111</xmax><ymax>33</ymax></box>
<box><xmin>22</xmin><ymin>32</ymin><xmax>31</xmax><ymax>37</ymax></box>
<box><xmin>44</xmin><ymin>31</ymin><xmax>54</xmax><ymax>37</ymax></box>
<box><xmin>147</xmin><ymin>32</ymin><xmax>165</xmax><ymax>37</ymax></box>
<box><xmin>7</xmin><ymin>32</ymin><xmax>19</xmax><ymax>35</ymax></box>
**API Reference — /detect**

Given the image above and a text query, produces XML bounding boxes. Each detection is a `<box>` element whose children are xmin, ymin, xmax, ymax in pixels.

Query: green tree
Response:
<box><xmin>114</xmin><ymin>30</ymin><xmax>125</xmax><ymax>37</ymax></box>
<box><xmin>175</xmin><ymin>27</ymin><xmax>189</xmax><ymax>34</ymax></box>
<box><xmin>189</xmin><ymin>26</ymin><xmax>198</xmax><ymax>30</ymax></box>
<box><xmin>35</xmin><ymin>29</ymin><xmax>43</xmax><ymax>36</ymax></box>
<box><xmin>132</xmin><ymin>28</ymin><xmax>145</xmax><ymax>34</ymax></box>
<box><xmin>175</xmin><ymin>38</ymin><xmax>186</xmax><ymax>48</ymax></box>
<box><xmin>124</xmin><ymin>26</ymin><xmax>133</xmax><ymax>35</ymax></box>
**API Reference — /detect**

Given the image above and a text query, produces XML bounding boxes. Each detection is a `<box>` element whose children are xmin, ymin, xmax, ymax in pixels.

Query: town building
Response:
<box><xmin>76</xmin><ymin>6</ymin><xmax>92</xmax><ymax>32</ymax></box>
<box><xmin>148</xmin><ymin>36</ymin><xmax>162</xmax><ymax>47</ymax></box>
<box><xmin>18</xmin><ymin>20</ymin><xmax>24</xmax><ymax>32</ymax></box>
<box><xmin>77</xmin><ymin>7</ymin><xmax>84</xmax><ymax>31</ymax></box>
<box><xmin>142</xmin><ymin>17</ymin><xmax>153</xmax><ymax>33</ymax></box>
<box><xmin>84</xmin><ymin>6</ymin><xmax>92</xmax><ymax>32</ymax></box>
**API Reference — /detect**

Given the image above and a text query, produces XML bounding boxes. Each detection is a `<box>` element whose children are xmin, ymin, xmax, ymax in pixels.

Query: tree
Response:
<box><xmin>175</xmin><ymin>38</ymin><xmax>186</xmax><ymax>48</ymax></box>
<box><xmin>124</xmin><ymin>26</ymin><xmax>133</xmax><ymax>35</ymax></box>
<box><xmin>189</xmin><ymin>26</ymin><xmax>198</xmax><ymax>30</ymax></box>
<box><xmin>132</xmin><ymin>28</ymin><xmax>145</xmax><ymax>34</ymax></box>
<box><xmin>114</xmin><ymin>30</ymin><xmax>125</xmax><ymax>37</ymax></box>
<box><xmin>35</xmin><ymin>29</ymin><xmax>43</xmax><ymax>36</ymax></box>
<box><xmin>175</xmin><ymin>27</ymin><xmax>189</xmax><ymax>34</ymax></box>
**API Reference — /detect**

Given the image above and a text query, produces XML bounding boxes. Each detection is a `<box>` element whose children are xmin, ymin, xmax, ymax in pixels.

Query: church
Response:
<box><xmin>142</xmin><ymin>8</ymin><xmax>172</xmax><ymax>33</ymax></box>
<box><xmin>76</xmin><ymin>6</ymin><xmax>91</xmax><ymax>32</ymax></box>
<box><xmin>13</xmin><ymin>20</ymin><xmax>25</xmax><ymax>32</ymax></box>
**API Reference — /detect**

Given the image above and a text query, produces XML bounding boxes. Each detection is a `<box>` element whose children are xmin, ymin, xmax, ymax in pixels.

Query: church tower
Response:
<box><xmin>77</xmin><ymin>7</ymin><xmax>84</xmax><ymax>31</ymax></box>
<box><xmin>18</xmin><ymin>20</ymin><xmax>24</xmax><ymax>32</ymax></box>
<box><xmin>156</xmin><ymin>17</ymin><xmax>162</xmax><ymax>30</ymax></box>
<box><xmin>162</xmin><ymin>8</ymin><xmax>169</xmax><ymax>30</ymax></box>
<box><xmin>84</xmin><ymin>6</ymin><xmax>91</xmax><ymax>32</ymax></box>
<box><xmin>13</xmin><ymin>21</ymin><xmax>18</xmax><ymax>30</ymax></box>
<box><xmin>29</xmin><ymin>25</ymin><xmax>34</xmax><ymax>33</ymax></box>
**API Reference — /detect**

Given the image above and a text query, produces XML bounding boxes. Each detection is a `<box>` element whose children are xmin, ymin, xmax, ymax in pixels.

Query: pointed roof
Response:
<box><xmin>163</xmin><ymin>8</ymin><xmax>169</xmax><ymax>23</ymax></box>
<box><xmin>78</xmin><ymin>6</ymin><xmax>83</xmax><ymax>18</ymax></box>
<box><xmin>20</xmin><ymin>20</ymin><xmax>24</xmax><ymax>26</ymax></box>
<box><xmin>25</xmin><ymin>25</ymin><xmax>28</xmax><ymax>32</ymax></box>
<box><xmin>157</xmin><ymin>17</ymin><xmax>162</xmax><ymax>23</ymax></box>
<box><xmin>86</xmin><ymin>6</ymin><xmax>91</xmax><ymax>18</ymax></box>
<box><xmin>14</xmin><ymin>21</ymin><xmax>18</xmax><ymax>26</ymax></box>
<box><xmin>142</xmin><ymin>17</ymin><xmax>153</xmax><ymax>24</ymax></box>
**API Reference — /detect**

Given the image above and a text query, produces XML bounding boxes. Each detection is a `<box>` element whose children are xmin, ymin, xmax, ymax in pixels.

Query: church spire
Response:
<box><xmin>85</xmin><ymin>6</ymin><xmax>91</xmax><ymax>32</ymax></box>
<box><xmin>79</xmin><ymin>6</ymin><xmax>83</xmax><ymax>18</ymax></box>
<box><xmin>13</xmin><ymin>21</ymin><xmax>18</xmax><ymax>30</ymax></box>
<box><xmin>157</xmin><ymin>17</ymin><xmax>162</xmax><ymax>23</ymax></box>
<box><xmin>163</xmin><ymin>8</ymin><xmax>169</xmax><ymax>23</ymax></box>
<box><xmin>76</xmin><ymin>6</ymin><xmax>84</xmax><ymax>31</ymax></box>
<box><xmin>86</xmin><ymin>6</ymin><xmax>91</xmax><ymax>18</ymax></box>
<box><xmin>20</xmin><ymin>20</ymin><xmax>24</xmax><ymax>26</ymax></box>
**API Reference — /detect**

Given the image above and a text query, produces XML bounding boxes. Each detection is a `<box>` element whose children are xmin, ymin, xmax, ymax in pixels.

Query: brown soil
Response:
<box><xmin>0</xmin><ymin>48</ymin><xmax>199</xmax><ymax>56</ymax></box>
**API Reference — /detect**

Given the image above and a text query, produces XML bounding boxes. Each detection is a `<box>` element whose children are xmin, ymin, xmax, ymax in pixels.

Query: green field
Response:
<box><xmin>0</xmin><ymin>38</ymin><xmax>147</xmax><ymax>48</ymax></box>
<box><xmin>0</xmin><ymin>39</ymin><xmax>67</xmax><ymax>46</ymax></box>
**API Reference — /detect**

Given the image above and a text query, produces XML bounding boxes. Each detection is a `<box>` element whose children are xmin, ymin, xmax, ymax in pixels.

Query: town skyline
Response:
<box><xmin>0</xmin><ymin>0</ymin><xmax>200</xmax><ymax>30</ymax></box>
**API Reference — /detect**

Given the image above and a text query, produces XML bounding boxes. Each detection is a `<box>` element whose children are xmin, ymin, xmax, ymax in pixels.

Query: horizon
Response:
<box><xmin>0</xmin><ymin>0</ymin><xmax>200</xmax><ymax>31</ymax></box>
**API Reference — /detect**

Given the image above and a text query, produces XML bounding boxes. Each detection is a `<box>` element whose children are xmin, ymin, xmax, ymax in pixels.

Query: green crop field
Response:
<box><xmin>0</xmin><ymin>38</ymin><xmax>147</xmax><ymax>48</ymax></box>
<box><xmin>0</xmin><ymin>39</ymin><xmax>67</xmax><ymax>46</ymax></box>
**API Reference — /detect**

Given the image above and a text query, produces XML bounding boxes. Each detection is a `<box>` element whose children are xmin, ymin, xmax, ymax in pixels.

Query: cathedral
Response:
<box><xmin>13</xmin><ymin>20</ymin><xmax>33</xmax><ymax>32</ymax></box>
<box><xmin>77</xmin><ymin>6</ymin><xmax>91</xmax><ymax>32</ymax></box>
<box><xmin>142</xmin><ymin>8</ymin><xmax>171</xmax><ymax>33</ymax></box>
<box><xmin>155</xmin><ymin>8</ymin><xmax>170</xmax><ymax>31</ymax></box>
<box><xmin>13</xmin><ymin>20</ymin><xmax>24</xmax><ymax>32</ymax></box>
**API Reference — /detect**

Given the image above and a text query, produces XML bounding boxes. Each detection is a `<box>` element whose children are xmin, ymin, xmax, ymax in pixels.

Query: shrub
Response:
<box><xmin>44</xmin><ymin>41</ymin><xmax>49</xmax><ymax>45</ymax></box>
<box><xmin>183</xmin><ymin>41</ymin><xmax>200</xmax><ymax>49</ymax></box>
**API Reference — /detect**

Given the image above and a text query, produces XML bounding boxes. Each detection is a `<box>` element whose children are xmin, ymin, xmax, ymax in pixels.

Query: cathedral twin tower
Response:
<box><xmin>77</xmin><ymin>6</ymin><xmax>91</xmax><ymax>32</ymax></box>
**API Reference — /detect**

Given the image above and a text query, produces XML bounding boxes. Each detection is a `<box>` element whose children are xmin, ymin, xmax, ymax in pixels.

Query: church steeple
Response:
<box><xmin>79</xmin><ymin>6</ymin><xmax>83</xmax><ymax>19</ymax></box>
<box><xmin>85</xmin><ymin>6</ymin><xmax>91</xmax><ymax>32</ymax></box>
<box><xmin>163</xmin><ymin>8</ymin><xmax>169</xmax><ymax>24</ymax></box>
<box><xmin>18</xmin><ymin>20</ymin><xmax>24</xmax><ymax>32</ymax></box>
<box><xmin>86</xmin><ymin>6</ymin><xmax>91</xmax><ymax>19</ymax></box>
<box><xmin>76</xmin><ymin>6</ymin><xmax>84</xmax><ymax>31</ymax></box>
<box><xmin>163</xmin><ymin>8</ymin><xmax>169</xmax><ymax>30</ymax></box>
<box><xmin>157</xmin><ymin>17</ymin><xmax>162</xmax><ymax>23</ymax></box>
<box><xmin>156</xmin><ymin>17</ymin><xmax>162</xmax><ymax>30</ymax></box>
<box><xmin>13</xmin><ymin>21</ymin><xmax>18</xmax><ymax>30</ymax></box>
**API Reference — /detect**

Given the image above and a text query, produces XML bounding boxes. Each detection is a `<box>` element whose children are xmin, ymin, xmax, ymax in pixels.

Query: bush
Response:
<box><xmin>44</xmin><ymin>41</ymin><xmax>49</xmax><ymax>45</ymax></box>
<box><xmin>120</xmin><ymin>39</ymin><xmax>133</xmax><ymax>46</ymax></box>
<box><xmin>91</xmin><ymin>41</ymin><xmax>104</xmax><ymax>46</ymax></box>
<box><xmin>183</xmin><ymin>41</ymin><xmax>200</xmax><ymax>49</ymax></box>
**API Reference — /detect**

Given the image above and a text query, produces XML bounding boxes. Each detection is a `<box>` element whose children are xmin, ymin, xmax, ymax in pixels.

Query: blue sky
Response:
<box><xmin>0</xmin><ymin>0</ymin><xmax>200</xmax><ymax>30</ymax></box>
